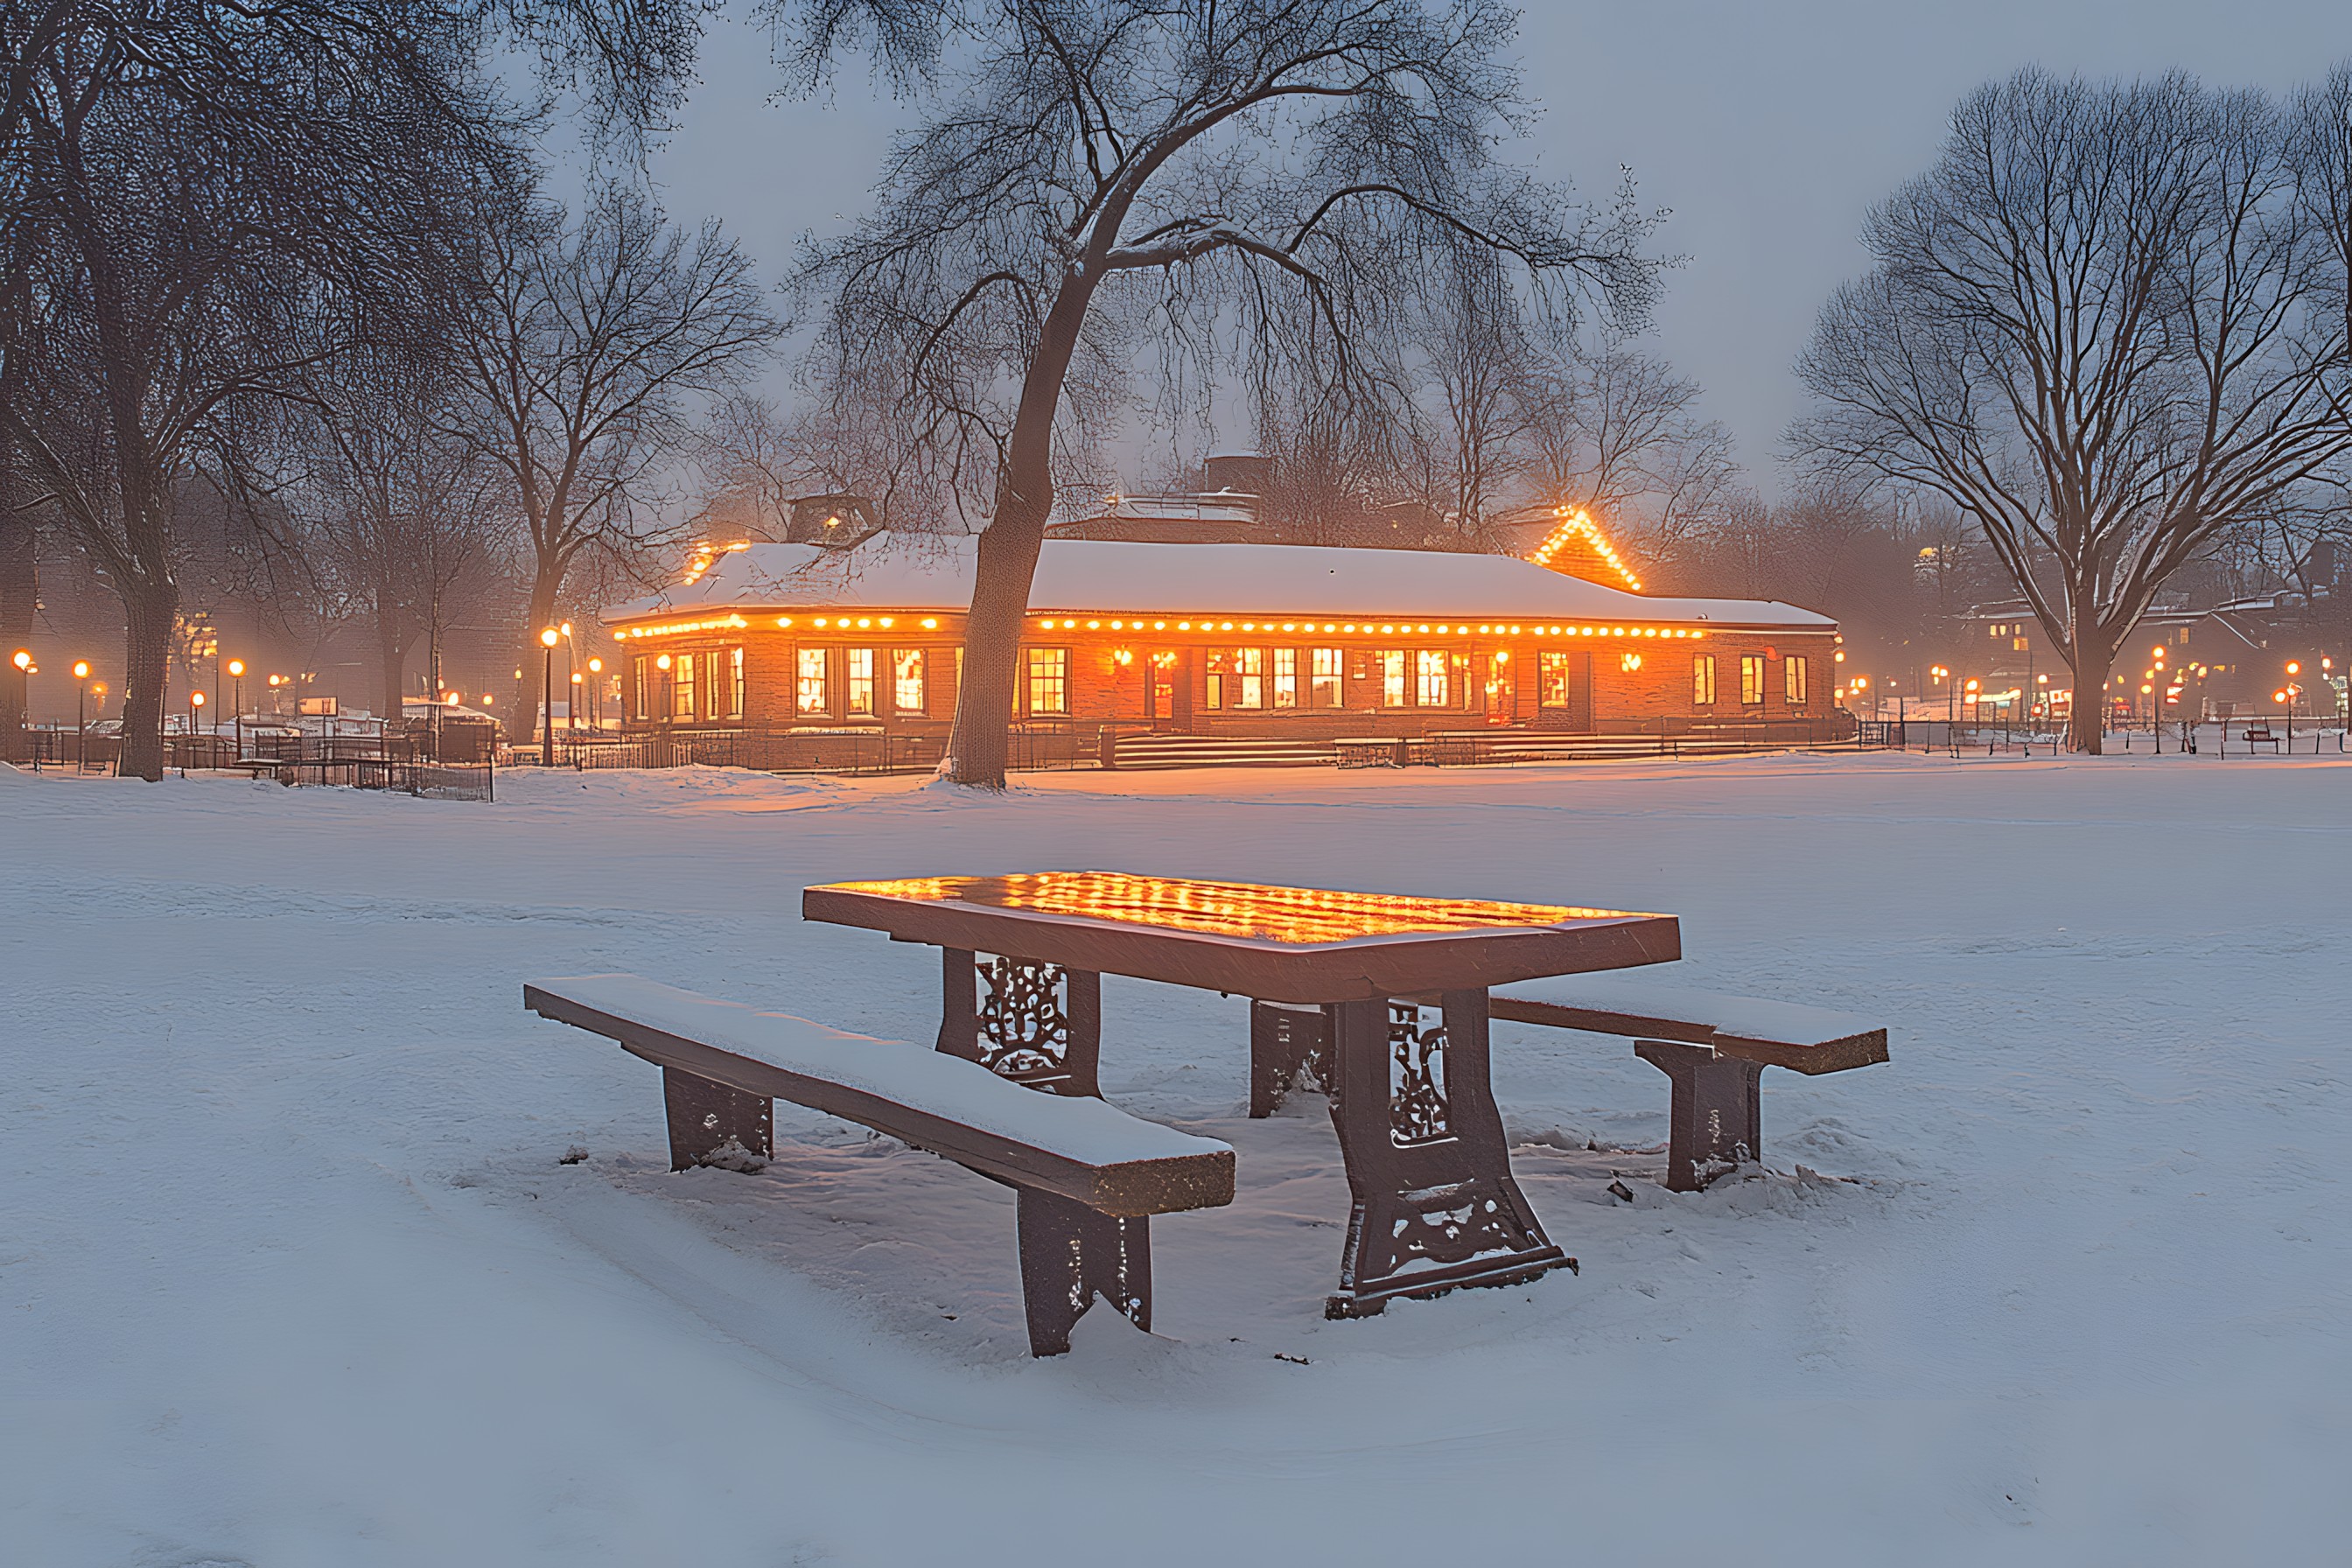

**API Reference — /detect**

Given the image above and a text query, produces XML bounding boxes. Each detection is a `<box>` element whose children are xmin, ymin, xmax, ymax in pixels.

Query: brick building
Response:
<box><xmin>601</xmin><ymin>537</ymin><xmax>1842</xmax><ymax>741</ymax></box>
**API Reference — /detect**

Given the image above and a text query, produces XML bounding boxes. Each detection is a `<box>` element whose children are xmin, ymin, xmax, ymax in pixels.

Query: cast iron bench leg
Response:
<box><xmin>1634</xmin><ymin>1039</ymin><xmax>1763</xmax><ymax>1192</ymax></box>
<box><xmin>662</xmin><ymin>1064</ymin><xmax>774</xmax><ymax>1172</ymax></box>
<box><xmin>1014</xmin><ymin>1186</ymin><xmax>1152</xmax><ymax>1355</ymax></box>
<box><xmin>1323</xmin><ymin>990</ymin><xmax>1571</xmax><ymax>1318</ymax></box>
<box><xmin>1249</xmin><ymin>1000</ymin><xmax>1332</xmax><ymax>1116</ymax></box>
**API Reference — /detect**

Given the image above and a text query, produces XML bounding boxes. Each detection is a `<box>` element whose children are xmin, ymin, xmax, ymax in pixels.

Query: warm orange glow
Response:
<box><xmin>9</xmin><ymin>649</ymin><xmax>25</xmax><ymax>672</ymax></box>
<box><xmin>816</xmin><ymin>872</ymin><xmax>1649</xmax><ymax>945</ymax></box>
<box><xmin>1527</xmin><ymin>507</ymin><xmax>1643</xmax><ymax>591</ymax></box>
<box><xmin>73</xmin><ymin>662</ymin><xmax>90</xmax><ymax>679</ymax></box>
<box><xmin>226</xmin><ymin>660</ymin><xmax>244</xmax><ymax>678</ymax></box>
<box><xmin>540</xmin><ymin>627</ymin><xmax>561</xmax><ymax>648</ymax></box>
<box><xmin>622</xmin><ymin>614</ymin><xmax>750</xmax><ymax>639</ymax></box>
<box><xmin>190</xmin><ymin>691</ymin><xmax>204</xmax><ymax>707</ymax></box>
<box><xmin>587</xmin><ymin>658</ymin><xmax>603</xmax><ymax>673</ymax></box>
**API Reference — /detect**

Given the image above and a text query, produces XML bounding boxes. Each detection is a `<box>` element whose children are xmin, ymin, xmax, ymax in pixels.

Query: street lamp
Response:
<box><xmin>655</xmin><ymin>652</ymin><xmax>674</xmax><ymax>728</ymax></box>
<box><xmin>570</xmin><ymin>670</ymin><xmax>584</xmax><ymax>735</ymax></box>
<box><xmin>72</xmin><ymin>662</ymin><xmax>90</xmax><ymax>768</ymax></box>
<box><xmin>226</xmin><ymin>660</ymin><xmax>245</xmax><ymax>758</ymax></box>
<box><xmin>539</xmin><ymin>626</ymin><xmax>560</xmax><ymax>765</ymax></box>
<box><xmin>586</xmin><ymin>657</ymin><xmax>604</xmax><ymax>732</ymax></box>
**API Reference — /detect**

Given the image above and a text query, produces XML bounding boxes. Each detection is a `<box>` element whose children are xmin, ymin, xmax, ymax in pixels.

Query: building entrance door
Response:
<box><xmin>1147</xmin><ymin>650</ymin><xmax>1193</xmax><ymax>732</ymax></box>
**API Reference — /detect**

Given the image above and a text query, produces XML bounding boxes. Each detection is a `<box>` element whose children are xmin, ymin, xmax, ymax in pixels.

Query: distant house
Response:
<box><xmin>600</xmin><ymin>535</ymin><xmax>1841</xmax><ymax>742</ymax></box>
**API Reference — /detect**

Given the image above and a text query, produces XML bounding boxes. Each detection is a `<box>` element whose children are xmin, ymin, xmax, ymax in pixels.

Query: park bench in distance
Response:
<box><xmin>1484</xmin><ymin>975</ymin><xmax>1887</xmax><ymax>1191</ymax></box>
<box><xmin>524</xmin><ymin>975</ymin><xmax>1236</xmax><ymax>1355</ymax></box>
<box><xmin>2240</xmin><ymin>724</ymin><xmax>2282</xmax><ymax>752</ymax></box>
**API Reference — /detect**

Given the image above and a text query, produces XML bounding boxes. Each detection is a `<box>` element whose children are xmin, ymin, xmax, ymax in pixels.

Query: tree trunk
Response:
<box><xmin>947</xmin><ymin>511</ymin><xmax>1050</xmax><ymax>786</ymax></box>
<box><xmin>511</xmin><ymin>560</ymin><xmax>561</xmax><ymax>756</ymax></box>
<box><xmin>0</xmin><ymin>480</ymin><xmax>32</xmax><ymax>765</ymax></box>
<box><xmin>375</xmin><ymin>595</ymin><xmax>410</xmax><ymax>732</ymax></box>
<box><xmin>118</xmin><ymin>569</ymin><xmax>177</xmax><ymax>780</ymax></box>
<box><xmin>2067</xmin><ymin>611</ymin><xmax>2109</xmax><ymax>755</ymax></box>
<box><xmin>941</xmin><ymin>278</ymin><xmax>1095</xmax><ymax>788</ymax></box>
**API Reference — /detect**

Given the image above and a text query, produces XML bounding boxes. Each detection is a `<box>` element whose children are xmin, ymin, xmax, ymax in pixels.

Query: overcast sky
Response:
<box><xmin>634</xmin><ymin>1</ymin><xmax>2352</xmax><ymax>494</ymax></box>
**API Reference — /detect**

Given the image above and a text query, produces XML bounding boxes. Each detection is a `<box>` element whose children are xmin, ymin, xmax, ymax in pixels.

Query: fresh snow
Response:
<box><xmin>1491</xmin><ymin>972</ymin><xmax>1881</xmax><ymax>1043</ymax></box>
<box><xmin>607</xmin><ymin>536</ymin><xmax>1837</xmax><ymax>629</ymax></box>
<box><xmin>4</xmin><ymin>751</ymin><xmax>2348</xmax><ymax>1564</ymax></box>
<box><xmin>529</xmin><ymin>972</ymin><xmax>1230</xmax><ymax>1166</ymax></box>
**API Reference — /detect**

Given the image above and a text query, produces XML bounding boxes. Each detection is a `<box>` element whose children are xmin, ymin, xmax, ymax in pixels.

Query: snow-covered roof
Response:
<box><xmin>604</xmin><ymin>538</ymin><xmax>1836</xmax><ymax>632</ymax></box>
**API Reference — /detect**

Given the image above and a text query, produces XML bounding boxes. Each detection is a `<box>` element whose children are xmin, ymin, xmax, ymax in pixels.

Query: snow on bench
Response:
<box><xmin>524</xmin><ymin>973</ymin><xmax>1236</xmax><ymax>1354</ymax></box>
<box><xmin>1488</xmin><ymin>973</ymin><xmax>1886</xmax><ymax>1074</ymax></box>
<box><xmin>1487</xmin><ymin>972</ymin><xmax>1888</xmax><ymax>1193</ymax></box>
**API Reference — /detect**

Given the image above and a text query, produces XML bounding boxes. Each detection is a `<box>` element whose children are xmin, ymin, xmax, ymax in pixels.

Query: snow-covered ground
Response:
<box><xmin>4</xmin><ymin>751</ymin><xmax>2347</xmax><ymax>1564</ymax></box>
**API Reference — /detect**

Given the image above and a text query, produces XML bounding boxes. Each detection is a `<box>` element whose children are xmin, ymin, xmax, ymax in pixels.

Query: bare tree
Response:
<box><xmin>0</xmin><ymin>4</ymin><xmax>515</xmax><ymax>779</ymax></box>
<box><xmin>456</xmin><ymin>185</ymin><xmax>781</xmax><ymax>746</ymax></box>
<box><xmin>301</xmin><ymin>363</ymin><xmax>511</xmax><ymax>721</ymax></box>
<box><xmin>1794</xmin><ymin>69</ymin><xmax>2352</xmax><ymax>752</ymax></box>
<box><xmin>789</xmin><ymin>0</ymin><xmax>1657</xmax><ymax>786</ymax></box>
<box><xmin>1523</xmin><ymin>337</ymin><xmax>1739</xmax><ymax>567</ymax></box>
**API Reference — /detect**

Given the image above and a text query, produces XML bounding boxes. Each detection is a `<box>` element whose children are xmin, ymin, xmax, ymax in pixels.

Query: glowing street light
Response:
<box><xmin>538</xmin><ymin>626</ymin><xmax>561</xmax><ymax>766</ymax></box>
<box><xmin>586</xmin><ymin>656</ymin><xmax>604</xmax><ymax>732</ymax></box>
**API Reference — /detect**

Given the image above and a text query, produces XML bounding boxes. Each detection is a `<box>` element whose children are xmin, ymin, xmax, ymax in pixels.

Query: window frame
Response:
<box><xmin>670</xmin><ymin>651</ymin><xmax>698</xmax><ymax>721</ymax></box>
<box><xmin>844</xmin><ymin>647</ymin><xmax>877</xmax><ymax>717</ymax></box>
<box><xmin>892</xmin><ymin>648</ymin><xmax>928</xmax><ymax>716</ymax></box>
<box><xmin>1025</xmin><ymin>646</ymin><xmax>1069</xmax><ymax>716</ymax></box>
<box><xmin>1783</xmin><ymin>654</ymin><xmax>1809</xmax><ymax>706</ymax></box>
<box><xmin>1414</xmin><ymin>648</ymin><xmax>1449</xmax><ymax>708</ymax></box>
<box><xmin>1272</xmin><ymin>648</ymin><xmax>1298</xmax><ymax>710</ymax></box>
<box><xmin>1693</xmin><ymin>653</ymin><xmax>1718</xmax><ymax>707</ymax></box>
<box><xmin>795</xmin><ymin>646</ymin><xmax>832</xmax><ymax>718</ymax></box>
<box><xmin>1310</xmin><ymin>647</ymin><xmax>1343</xmax><ymax>709</ymax></box>
<box><xmin>1740</xmin><ymin>654</ymin><xmax>1766</xmax><ymax>706</ymax></box>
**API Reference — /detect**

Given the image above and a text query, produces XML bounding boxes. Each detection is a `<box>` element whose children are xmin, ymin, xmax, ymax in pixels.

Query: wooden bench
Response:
<box><xmin>2240</xmin><ymin>725</ymin><xmax>2282</xmax><ymax>752</ymax></box>
<box><xmin>524</xmin><ymin>974</ymin><xmax>1236</xmax><ymax>1355</ymax></box>
<box><xmin>1487</xmin><ymin>974</ymin><xmax>1888</xmax><ymax>1192</ymax></box>
<box><xmin>236</xmin><ymin>757</ymin><xmax>287</xmax><ymax>781</ymax></box>
<box><xmin>1334</xmin><ymin>736</ymin><xmax>1408</xmax><ymax>768</ymax></box>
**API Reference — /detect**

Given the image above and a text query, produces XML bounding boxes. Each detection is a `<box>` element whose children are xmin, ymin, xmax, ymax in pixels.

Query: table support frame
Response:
<box><xmin>936</xmin><ymin>948</ymin><xmax>1103</xmax><ymax>1097</ymax></box>
<box><xmin>1322</xmin><ymin>989</ymin><xmax>1572</xmax><ymax>1317</ymax></box>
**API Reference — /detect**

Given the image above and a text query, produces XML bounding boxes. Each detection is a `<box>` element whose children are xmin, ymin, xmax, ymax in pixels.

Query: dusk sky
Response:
<box><xmin>637</xmin><ymin>1</ymin><xmax>2352</xmax><ymax>494</ymax></box>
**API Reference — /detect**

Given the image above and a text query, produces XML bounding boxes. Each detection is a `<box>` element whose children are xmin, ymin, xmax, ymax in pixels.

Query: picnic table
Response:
<box><xmin>803</xmin><ymin>871</ymin><xmax>1681</xmax><ymax>1317</ymax></box>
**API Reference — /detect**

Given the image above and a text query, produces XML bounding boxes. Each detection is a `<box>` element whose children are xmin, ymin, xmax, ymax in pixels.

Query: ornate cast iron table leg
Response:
<box><xmin>935</xmin><ymin>947</ymin><xmax>1103</xmax><ymax>1097</ymax></box>
<box><xmin>1249</xmin><ymin>999</ymin><xmax>1333</xmax><ymax>1116</ymax></box>
<box><xmin>1634</xmin><ymin>1038</ymin><xmax>1763</xmax><ymax>1192</ymax></box>
<box><xmin>1322</xmin><ymin>989</ymin><xmax>1571</xmax><ymax>1318</ymax></box>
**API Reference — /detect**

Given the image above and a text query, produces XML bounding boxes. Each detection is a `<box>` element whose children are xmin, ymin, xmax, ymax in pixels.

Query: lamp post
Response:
<box><xmin>539</xmin><ymin>626</ymin><xmax>560</xmax><ymax>766</ymax></box>
<box><xmin>10</xmin><ymin>648</ymin><xmax>30</xmax><ymax>767</ymax></box>
<box><xmin>586</xmin><ymin>657</ymin><xmax>604</xmax><ymax>732</ymax></box>
<box><xmin>189</xmin><ymin>689</ymin><xmax>205</xmax><ymax>770</ymax></box>
<box><xmin>226</xmin><ymin>660</ymin><xmax>245</xmax><ymax>760</ymax></box>
<box><xmin>656</xmin><ymin>652</ymin><xmax>674</xmax><ymax>731</ymax></box>
<box><xmin>72</xmin><ymin>662</ymin><xmax>89</xmax><ymax>768</ymax></box>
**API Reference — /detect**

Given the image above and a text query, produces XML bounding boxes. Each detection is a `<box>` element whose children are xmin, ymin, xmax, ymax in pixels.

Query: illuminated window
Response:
<box><xmin>1693</xmin><ymin>654</ymin><xmax>1717</xmax><ymax>706</ymax></box>
<box><xmin>1026</xmin><ymin>647</ymin><xmax>1068</xmax><ymax>714</ymax></box>
<box><xmin>1206</xmin><ymin>648</ymin><xmax>1264</xmax><ymax>710</ymax></box>
<box><xmin>846</xmin><ymin>648</ymin><xmax>876</xmax><ymax>716</ymax></box>
<box><xmin>1380</xmin><ymin>650</ymin><xmax>1407</xmax><ymax>707</ymax></box>
<box><xmin>670</xmin><ymin>652</ymin><xmax>697</xmax><ymax>720</ymax></box>
<box><xmin>892</xmin><ymin>648</ymin><xmax>927</xmax><ymax>714</ymax></box>
<box><xmin>1740</xmin><ymin>654</ymin><xmax>1765</xmax><ymax>705</ymax></box>
<box><xmin>1273</xmin><ymin>648</ymin><xmax>1298</xmax><ymax>709</ymax></box>
<box><xmin>728</xmin><ymin>647</ymin><xmax>746</xmax><ymax>719</ymax></box>
<box><xmin>1784</xmin><ymin>654</ymin><xmax>1809</xmax><ymax>706</ymax></box>
<box><xmin>1310</xmin><ymin>648</ymin><xmax>1343</xmax><ymax>709</ymax></box>
<box><xmin>632</xmin><ymin>655</ymin><xmax>650</xmax><ymax>720</ymax></box>
<box><xmin>1539</xmin><ymin>650</ymin><xmax>1573</xmax><ymax>708</ymax></box>
<box><xmin>796</xmin><ymin>647</ymin><xmax>830</xmax><ymax>716</ymax></box>
<box><xmin>1415</xmin><ymin>649</ymin><xmax>1449</xmax><ymax>707</ymax></box>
